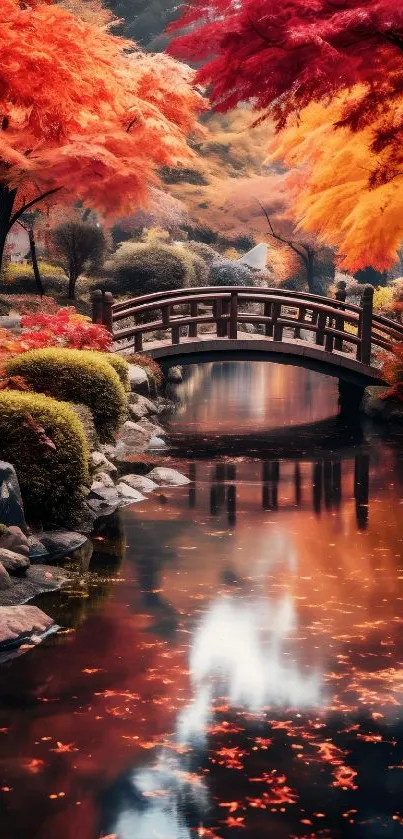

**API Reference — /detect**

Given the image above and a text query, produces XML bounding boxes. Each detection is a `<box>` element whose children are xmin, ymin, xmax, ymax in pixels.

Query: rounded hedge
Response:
<box><xmin>7</xmin><ymin>348</ymin><xmax>128</xmax><ymax>442</ymax></box>
<box><xmin>0</xmin><ymin>390</ymin><xmax>89</xmax><ymax>524</ymax></box>
<box><xmin>80</xmin><ymin>351</ymin><xmax>129</xmax><ymax>390</ymax></box>
<box><xmin>209</xmin><ymin>258</ymin><xmax>255</xmax><ymax>287</ymax></box>
<box><xmin>106</xmin><ymin>241</ymin><xmax>205</xmax><ymax>296</ymax></box>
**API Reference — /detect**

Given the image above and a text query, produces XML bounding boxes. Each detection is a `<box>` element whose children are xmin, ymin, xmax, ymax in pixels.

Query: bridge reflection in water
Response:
<box><xmin>187</xmin><ymin>455</ymin><xmax>370</xmax><ymax>530</ymax></box>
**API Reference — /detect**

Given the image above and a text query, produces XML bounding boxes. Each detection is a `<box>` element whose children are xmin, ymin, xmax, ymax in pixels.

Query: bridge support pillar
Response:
<box><xmin>338</xmin><ymin>379</ymin><xmax>365</xmax><ymax>418</ymax></box>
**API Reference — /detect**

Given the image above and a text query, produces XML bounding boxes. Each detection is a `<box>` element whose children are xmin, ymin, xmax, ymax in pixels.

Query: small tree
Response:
<box><xmin>51</xmin><ymin>222</ymin><xmax>107</xmax><ymax>299</ymax></box>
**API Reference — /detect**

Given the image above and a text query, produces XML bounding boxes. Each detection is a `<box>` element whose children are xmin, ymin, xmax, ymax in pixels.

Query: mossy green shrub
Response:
<box><xmin>7</xmin><ymin>348</ymin><xmax>128</xmax><ymax>442</ymax></box>
<box><xmin>0</xmin><ymin>390</ymin><xmax>89</xmax><ymax>524</ymax></box>
<box><xmin>78</xmin><ymin>351</ymin><xmax>129</xmax><ymax>391</ymax></box>
<box><xmin>105</xmin><ymin>241</ymin><xmax>205</xmax><ymax>296</ymax></box>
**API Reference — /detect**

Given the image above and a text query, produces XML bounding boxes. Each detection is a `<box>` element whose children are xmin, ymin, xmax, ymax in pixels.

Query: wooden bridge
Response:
<box><xmin>92</xmin><ymin>283</ymin><xmax>403</xmax><ymax>385</ymax></box>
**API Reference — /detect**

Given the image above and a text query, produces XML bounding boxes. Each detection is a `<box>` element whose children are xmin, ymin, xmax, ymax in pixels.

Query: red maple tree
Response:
<box><xmin>0</xmin><ymin>0</ymin><xmax>203</xmax><ymax>273</ymax></box>
<box><xmin>169</xmin><ymin>1</ymin><xmax>403</xmax><ymax>139</ymax></box>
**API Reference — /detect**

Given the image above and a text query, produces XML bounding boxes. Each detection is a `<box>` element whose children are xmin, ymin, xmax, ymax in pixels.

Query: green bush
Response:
<box><xmin>79</xmin><ymin>351</ymin><xmax>129</xmax><ymax>390</ymax></box>
<box><xmin>186</xmin><ymin>241</ymin><xmax>220</xmax><ymax>266</ymax></box>
<box><xmin>7</xmin><ymin>348</ymin><xmax>128</xmax><ymax>442</ymax></box>
<box><xmin>0</xmin><ymin>390</ymin><xmax>89</xmax><ymax>524</ymax></box>
<box><xmin>209</xmin><ymin>258</ymin><xmax>255</xmax><ymax>287</ymax></box>
<box><xmin>105</xmin><ymin>241</ymin><xmax>205</xmax><ymax>296</ymax></box>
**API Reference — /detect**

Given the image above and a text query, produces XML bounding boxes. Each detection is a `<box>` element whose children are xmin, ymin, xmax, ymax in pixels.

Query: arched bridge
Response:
<box><xmin>92</xmin><ymin>284</ymin><xmax>403</xmax><ymax>386</ymax></box>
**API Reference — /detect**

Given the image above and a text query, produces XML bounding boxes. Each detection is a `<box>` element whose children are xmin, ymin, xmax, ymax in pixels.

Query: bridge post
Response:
<box><xmin>334</xmin><ymin>280</ymin><xmax>347</xmax><ymax>351</ymax></box>
<box><xmin>102</xmin><ymin>291</ymin><xmax>114</xmax><ymax>333</ymax></box>
<box><xmin>264</xmin><ymin>301</ymin><xmax>273</xmax><ymax>337</ymax></box>
<box><xmin>229</xmin><ymin>291</ymin><xmax>238</xmax><ymax>339</ymax></box>
<box><xmin>189</xmin><ymin>301</ymin><xmax>198</xmax><ymax>338</ymax></box>
<box><xmin>316</xmin><ymin>311</ymin><xmax>327</xmax><ymax>346</ymax></box>
<box><xmin>358</xmin><ymin>284</ymin><xmax>374</xmax><ymax>365</ymax></box>
<box><xmin>91</xmin><ymin>289</ymin><xmax>103</xmax><ymax>325</ymax></box>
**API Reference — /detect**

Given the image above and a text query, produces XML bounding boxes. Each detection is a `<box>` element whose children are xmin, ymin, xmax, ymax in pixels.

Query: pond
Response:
<box><xmin>1</xmin><ymin>361</ymin><xmax>403</xmax><ymax>839</ymax></box>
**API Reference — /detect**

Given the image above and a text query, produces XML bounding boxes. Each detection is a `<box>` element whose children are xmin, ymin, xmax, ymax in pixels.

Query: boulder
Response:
<box><xmin>0</xmin><ymin>605</ymin><xmax>56</xmax><ymax>660</ymax></box>
<box><xmin>27</xmin><ymin>534</ymin><xmax>49</xmax><ymax>562</ymax></box>
<box><xmin>2</xmin><ymin>566</ymin><xmax>69</xmax><ymax>605</ymax></box>
<box><xmin>138</xmin><ymin>418</ymin><xmax>166</xmax><ymax>437</ymax></box>
<box><xmin>129</xmin><ymin>394</ymin><xmax>160</xmax><ymax>415</ymax></box>
<box><xmin>0</xmin><ymin>525</ymin><xmax>29</xmax><ymax>557</ymax></box>
<box><xmin>91</xmin><ymin>472</ymin><xmax>115</xmax><ymax>491</ymax></box>
<box><xmin>99</xmin><ymin>441</ymin><xmax>127</xmax><ymax>462</ymax></box>
<box><xmin>90</xmin><ymin>451</ymin><xmax>118</xmax><ymax>476</ymax></box>
<box><xmin>0</xmin><ymin>461</ymin><xmax>27</xmax><ymax>531</ymax></box>
<box><xmin>128</xmin><ymin>364</ymin><xmax>149</xmax><ymax>394</ymax></box>
<box><xmin>128</xmin><ymin>402</ymin><xmax>149</xmax><ymax>421</ymax></box>
<box><xmin>120</xmin><ymin>474</ymin><xmax>159</xmax><ymax>493</ymax></box>
<box><xmin>39</xmin><ymin>530</ymin><xmax>88</xmax><ymax>561</ymax></box>
<box><xmin>0</xmin><ymin>563</ymin><xmax>12</xmax><ymax>590</ymax></box>
<box><xmin>148</xmin><ymin>467</ymin><xmax>191</xmax><ymax>486</ymax></box>
<box><xmin>116</xmin><ymin>483</ymin><xmax>146</xmax><ymax>504</ymax></box>
<box><xmin>147</xmin><ymin>436</ymin><xmax>168</xmax><ymax>449</ymax></box>
<box><xmin>0</xmin><ymin>548</ymin><xmax>30</xmax><ymax>574</ymax></box>
<box><xmin>167</xmin><ymin>365</ymin><xmax>183</xmax><ymax>384</ymax></box>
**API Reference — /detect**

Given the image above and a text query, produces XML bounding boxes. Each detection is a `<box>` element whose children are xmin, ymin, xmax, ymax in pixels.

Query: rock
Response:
<box><xmin>0</xmin><ymin>315</ymin><xmax>21</xmax><ymax>334</ymax></box>
<box><xmin>116</xmin><ymin>483</ymin><xmax>146</xmax><ymax>504</ymax></box>
<box><xmin>360</xmin><ymin>386</ymin><xmax>403</xmax><ymax>422</ymax></box>
<box><xmin>129</xmin><ymin>394</ymin><xmax>160</xmax><ymax>415</ymax></box>
<box><xmin>99</xmin><ymin>441</ymin><xmax>127</xmax><ymax>462</ymax></box>
<box><xmin>147</xmin><ymin>436</ymin><xmax>168</xmax><ymax>449</ymax></box>
<box><xmin>167</xmin><ymin>365</ymin><xmax>183</xmax><ymax>384</ymax></box>
<box><xmin>128</xmin><ymin>402</ymin><xmax>149</xmax><ymax>421</ymax></box>
<box><xmin>138</xmin><ymin>418</ymin><xmax>166</xmax><ymax>437</ymax></box>
<box><xmin>148</xmin><ymin>467</ymin><xmax>190</xmax><ymax>486</ymax></box>
<box><xmin>0</xmin><ymin>563</ymin><xmax>12</xmax><ymax>590</ymax></box>
<box><xmin>115</xmin><ymin>451</ymin><xmax>161</xmax><ymax>475</ymax></box>
<box><xmin>38</xmin><ymin>530</ymin><xmax>88</xmax><ymax>561</ymax></box>
<box><xmin>0</xmin><ymin>461</ymin><xmax>27</xmax><ymax>531</ymax></box>
<box><xmin>86</xmin><ymin>496</ymin><xmax>119</xmax><ymax>517</ymax></box>
<box><xmin>27</xmin><ymin>535</ymin><xmax>49</xmax><ymax>562</ymax></box>
<box><xmin>118</xmin><ymin>420</ymin><xmax>152</xmax><ymax>448</ymax></box>
<box><xmin>0</xmin><ymin>549</ymin><xmax>30</xmax><ymax>574</ymax></box>
<box><xmin>89</xmin><ymin>485</ymin><xmax>120</xmax><ymax>505</ymax></box>
<box><xmin>0</xmin><ymin>525</ymin><xmax>29</xmax><ymax>557</ymax></box>
<box><xmin>91</xmin><ymin>471</ymin><xmax>115</xmax><ymax>491</ymax></box>
<box><xmin>90</xmin><ymin>451</ymin><xmax>118</xmax><ymax>476</ymax></box>
<box><xmin>128</xmin><ymin>364</ymin><xmax>149</xmax><ymax>394</ymax></box>
<box><xmin>120</xmin><ymin>474</ymin><xmax>159</xmax><ymax>493</ymax></box>
<box><xmin>0</xmin><ymin>605</ymin><xmax>56</xmax><ymax>658</ymax></box>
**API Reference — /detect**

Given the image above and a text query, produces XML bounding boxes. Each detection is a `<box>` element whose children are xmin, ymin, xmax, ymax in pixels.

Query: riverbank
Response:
<box><xmin>0</xmin><ymin>361</ymin><xmax>190</xmax><ymax>660</ymax></box>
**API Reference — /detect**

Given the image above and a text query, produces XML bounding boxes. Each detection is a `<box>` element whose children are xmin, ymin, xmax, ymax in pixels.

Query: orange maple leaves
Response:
<box><xmin>0</xmin><ymin>0</ymin><xmax>203</xmax><ymax>232</ymax></box>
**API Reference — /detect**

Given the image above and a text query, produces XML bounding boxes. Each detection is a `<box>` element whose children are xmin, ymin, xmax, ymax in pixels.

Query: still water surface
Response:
<box><xmin>1</xmin><ymin>362</ymin><xmax>403</xmax><ymax>839</ymax></box>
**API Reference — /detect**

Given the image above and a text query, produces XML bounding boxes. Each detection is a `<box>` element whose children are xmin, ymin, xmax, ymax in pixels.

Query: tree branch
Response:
<box><xmin>8</xmin><ymin>187</ymin><xmax>62</xmax><ymax>232</ymax></box>
<box><xmin>256</xmin><ymin>200</ymin><xmax>309</xmax><ymax>266</ymax></box>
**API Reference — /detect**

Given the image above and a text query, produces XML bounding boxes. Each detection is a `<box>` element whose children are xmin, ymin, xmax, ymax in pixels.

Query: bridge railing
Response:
<box><xmin>92</xmin><ymin>284</ymin><xmax>403</xmax><ymax>367</ymax></box>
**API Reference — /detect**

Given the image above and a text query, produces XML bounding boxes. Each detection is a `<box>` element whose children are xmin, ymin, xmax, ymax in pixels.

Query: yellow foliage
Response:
<box><xmin>2</xmin><ymin>260</ymin><xmax>65</xmax><ymax>283</ymax></box>
<box><xmin>373</xmin><ymin>287</ymin><xmax>394</xmax><ymax>313</ymax></box>
<box><xmin>223</xmin><ymin>247</ymin><xmax>240</xmax><ymax>260</ymax></box>
<box><xmin>267</xmin><ymin>89</ymin><xmax>403</xmax><ymax>271</ymax></box>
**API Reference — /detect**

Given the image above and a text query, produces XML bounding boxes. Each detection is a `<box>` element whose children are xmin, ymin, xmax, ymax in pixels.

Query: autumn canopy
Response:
<box><xmin>170</xmin><ymin>0</ymin><xmax>403</xmax><ymax>271</ymax></box>
<box><xmin>0</xmin><ymin>0</ymin><xmax>202</xmax><ymax>267</ymax></box>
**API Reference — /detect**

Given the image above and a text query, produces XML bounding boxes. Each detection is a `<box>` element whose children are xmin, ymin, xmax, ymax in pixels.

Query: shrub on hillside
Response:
<box><xmin>7</xmin><ymin>348</ymin><xmax>127</xmax><ymax>442</ymax></box>
<box><xmin>105</xmin><ymin>242</ymin><xmax>203</xmax><ymax>296</ymax></box>
<box><xmin>186</xmin><ymin>241</ymin><xmax>220</xmax><ymax>266</ymax></box>
<box><xmin>0</xmin><ymin>390</ymin><xmax>89</xmax><ymax>524</ymax></box>
<box><xmin>209</xmin><ymin>258</ymin><xmax>255</xmax><ymax>287</ymax></box>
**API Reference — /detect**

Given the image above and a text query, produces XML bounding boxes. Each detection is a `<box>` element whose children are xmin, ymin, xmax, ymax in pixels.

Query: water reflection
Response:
<box><xmin>189</xmin><ymin>455</ymin><xmax>370</xmax><ymax>530</ymax></box>
<box><xmin>167</xmin><ymin>361</ymin><xmax>340</xmax><ymax>433</ymax></box>
<box><xmin>1</xmin><ymin>363</ymin><xmax>403</xmax><ymax>839</ymax></box>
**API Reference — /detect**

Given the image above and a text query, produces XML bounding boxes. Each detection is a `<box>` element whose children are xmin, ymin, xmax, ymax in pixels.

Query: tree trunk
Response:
<box><xmin>68</xmin><ymin>272</ymin><xmax>78</xmax><ymax>300</ymax></box>
<box><xmin>28</xmin><ymin>228</ymin><xmax>44</xmax><ymax>296</ymax></box>
<box><xmin>306</xmin><ymin>252</ymin><xmax>316</xmax><ymax>294</ymax></box>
